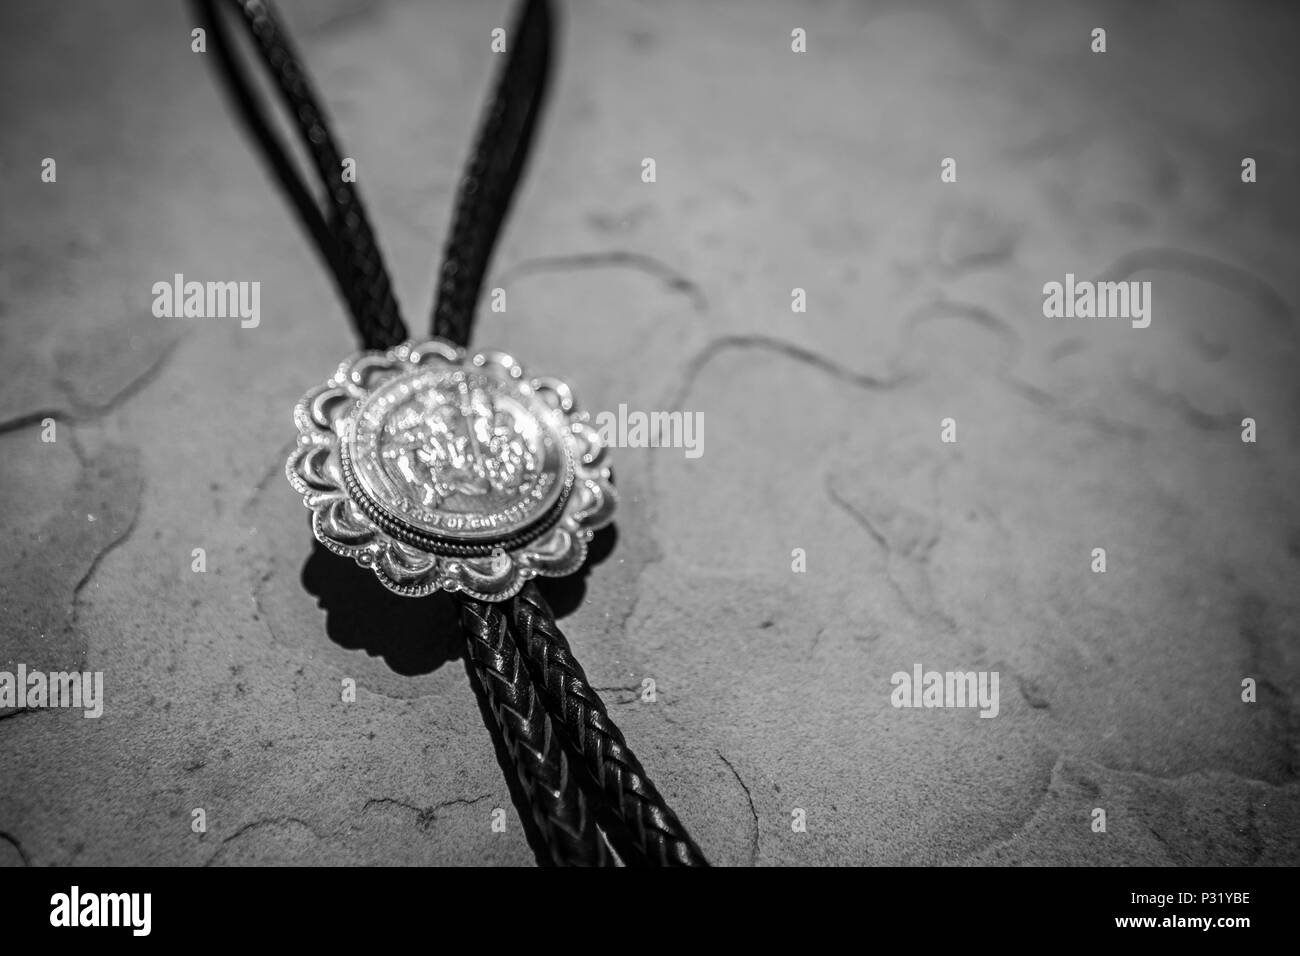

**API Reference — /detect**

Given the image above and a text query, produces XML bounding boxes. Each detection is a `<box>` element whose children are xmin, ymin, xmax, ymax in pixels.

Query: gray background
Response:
<box><xmin>1</xmin><ymin>0</ymin><xmax>1297</xmax><ymax>865</ymax></box>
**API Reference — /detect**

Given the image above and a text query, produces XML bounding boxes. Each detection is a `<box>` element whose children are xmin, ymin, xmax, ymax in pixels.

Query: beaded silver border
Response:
<box><xmin>285</xmin><ymin>337</ymin><xmax>616</xmax><ymax>601</ymax></box>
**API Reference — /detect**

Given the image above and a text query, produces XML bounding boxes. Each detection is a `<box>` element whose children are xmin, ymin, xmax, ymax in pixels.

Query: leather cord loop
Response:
<box><xmin>199</xmin><ymin>0</ymin><xmax>707</xmax><ymax>866</ymax></box>
<box><xmin>196</xmin><ymin>0</ymin><xmax>407</xmax><ymax>350</ymax></box>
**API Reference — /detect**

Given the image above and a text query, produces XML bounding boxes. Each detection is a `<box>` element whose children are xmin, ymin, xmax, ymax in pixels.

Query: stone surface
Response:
<box><xmin>1</xmin><ymin>0</ymin><xmax>1297</xmax><ymax>866</ymax></box>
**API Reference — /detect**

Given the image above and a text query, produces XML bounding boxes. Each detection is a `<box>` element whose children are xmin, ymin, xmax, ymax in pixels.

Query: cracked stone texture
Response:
<box><xmin>2</xmin><ymin>0</ymin><xmax>1298</xmax><ymax>866</ymax></box>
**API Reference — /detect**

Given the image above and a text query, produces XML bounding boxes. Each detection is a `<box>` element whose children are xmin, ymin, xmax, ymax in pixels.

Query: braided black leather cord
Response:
<box><xmin>461</xmin><ymin>599</ymin><xmax>610</xmax><ymax>866</ymax></box>
<box><xmin>510</xmin><ymin>584</ymin><xmax>710</xmax><ymax>866</ymax></box>
<box><xmin>432</xmin><ymin>0</ymin><xmax>708</xmax><ymax>866</ymax></box>
<box><xmin>197</xmin><ymin>0</ymin><xmax>408</xmax><ymax>350</ymax></box>
<box><xmin>200</xmin><ymin>0</ymin><xmax>611</xmax><ymax>865</ymax></box>
<box><xmin>205</xmin><ymin>0</ymin><xmax>707</xmax><ymax>867</ymax></box>
<box><xmin>431</xmin><ymin>0</ymin><xmax>553</xmax><ymax>344</ymax></box>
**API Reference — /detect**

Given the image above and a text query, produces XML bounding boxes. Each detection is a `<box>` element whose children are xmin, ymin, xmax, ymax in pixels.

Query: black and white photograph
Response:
<box><xmin>0</xmin><ymin>0</ymin><xmax>1295</xmax><ymax>933</ymax></box>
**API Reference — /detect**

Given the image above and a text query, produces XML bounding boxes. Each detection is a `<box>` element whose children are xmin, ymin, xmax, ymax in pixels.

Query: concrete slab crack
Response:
<box><xmin>717</xmin><ymin>750</ymin><xmax>759</xmax><ymax>866</ymax></box>
<box><xmin>497</xmin><ymin>251</ymin><xmax>707</xmax><ymax>312</ymax></box>
<box><xmin>0</xmin><ymin>830</ymin><xmax>31</xmax><ymax>866</ymax></box>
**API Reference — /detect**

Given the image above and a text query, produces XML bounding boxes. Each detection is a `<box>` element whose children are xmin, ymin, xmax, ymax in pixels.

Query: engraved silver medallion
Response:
<box><xmin>286</xmin><ymin>338</ymin><xmax>615</xmax><ymax>600</ymax></box>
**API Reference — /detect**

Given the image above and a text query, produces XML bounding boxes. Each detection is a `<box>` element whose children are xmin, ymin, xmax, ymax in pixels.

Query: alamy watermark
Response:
<box><xmin>1042</xmin><ymin>273</ymin><xmax>1151</xmax><ymax>329</ymax></box>
<box><xmin>592</xmin><ymin>404</ymin><xmax>703</xmax><ymax>459</ymax></box>
<box><xmin>151</xmin><ymin>273</ymin><xmax>260</xmax><ymax>328</ymax></box>
<box><xmin>890</xmin><ymin>664</ymin><xmax>999</xmax><ymax>718</ymax></box>
<box><xmin>0</xmin><ymin>665</ymin><xmax>103</xmax><ymax>718</ymax></box>
<box><xmin>50</xmin><ymin>887</ymin><xmax>150</xmax><ymax>936</ymax></box>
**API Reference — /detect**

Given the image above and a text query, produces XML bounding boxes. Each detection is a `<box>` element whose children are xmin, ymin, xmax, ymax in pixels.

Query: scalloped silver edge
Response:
<box><xmin>285</xmin><ymin>337</ymin><xmax>616</xmax><ymax>601</ymax></box>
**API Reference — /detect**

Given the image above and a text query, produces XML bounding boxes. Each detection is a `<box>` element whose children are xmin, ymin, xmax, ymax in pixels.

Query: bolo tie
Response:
<box><xmin>194</xmin><ymin>0</ymin><xmax>708</xmax><ymax>866</ymax></box>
